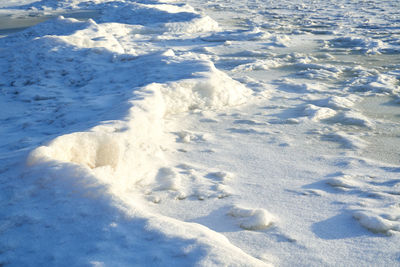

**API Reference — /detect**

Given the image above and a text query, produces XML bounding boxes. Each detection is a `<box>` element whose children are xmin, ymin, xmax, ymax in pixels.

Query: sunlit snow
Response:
<box><xmin>1</xmin><ymin>0</ymin><xmax>400</xmax><ymax>266</ymax></box>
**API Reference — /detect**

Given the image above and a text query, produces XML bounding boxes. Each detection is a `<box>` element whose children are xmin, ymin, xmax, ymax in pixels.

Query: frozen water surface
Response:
<box><xmin>1</xmin><ymin>0</ymin><xmax>400</xmax><ymax>266</ymax></box>
<box><xmin>0</xmin><ymin>10</ymin><xmax>100</xmax><ymax>36</ymax></box>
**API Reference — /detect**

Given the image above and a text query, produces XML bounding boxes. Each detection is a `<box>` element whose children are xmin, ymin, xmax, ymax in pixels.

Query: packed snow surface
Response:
<box><xmin>1</xmin><ymin>0</ymin><xmax>400</xmax><ymax>266</ymax></box>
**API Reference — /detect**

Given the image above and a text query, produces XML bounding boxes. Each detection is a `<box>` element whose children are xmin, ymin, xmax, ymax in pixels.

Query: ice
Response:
<box><xmin>327</xmin><ymin>36</ymin><xmax>389</xmax><ymax>55</ymax></box>
<box><xmin>2</xmin><ymin>0</ymin><xmax>400</xmax><ymax>266</ymax></box>
<box><xmin>0</xmin><ymin>0</ymin><xmax>37</xmax><ymax>8</ymax></box>
<box><xmin>349</xmin><ymin>73</ymin><xmax>400</xmax><ymax>96</ymax></box>
<box><xmin>232</xmin><ymin>59</ymin><xmax>284</xmax><ymax>72</ymax></box>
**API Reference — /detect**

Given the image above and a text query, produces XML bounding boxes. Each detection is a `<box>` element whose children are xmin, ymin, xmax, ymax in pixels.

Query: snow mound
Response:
<box><xmin>97</xmin><ymin>1</ymin><xmax>220</xmax><ymax>36</ymax></box>
<box><xmin>207</xmin><ymin>171</ymin><xmax>233</xmax><ymax>184</ymax></box>
<box><xmin>335</xmin><ymin>111</ymin><xmax>374</xmax><ymax>128</ymax></box>
<box><xmin>27</xmin><ymin>61</ymin><xmax>250</xmax><ymax>185</ymax></box>
<box><xmin>228</xmin><ymin>205</ymin><xmax>276</xmax><ymax>230</ymax></box>
<box><xmin>295</xmin><ymin>63</ymin><xmax>342</xmax><ymax>80</ymax></box>
<box><xmin>315</xmin><ymin>95</ymin><xmax>359</xmax><ymax>110</ymax></box>
<box><xmin>326</xmin><ymin>175</ymin><xmax>362</xmax><ymax>189</ymax></box>
<box><xmin>232</xmin><ymin>59</ymin><xmax>283</xmax><ymax>72</ymax></box>
<box><xmin>304</xmin><ymin>104</ymin><xmax>337</xmax><ymax>121</ymax></box>
<box><xmin>327</xmin><ymin>36</ymin><xmax>389</xmax><ymax>54</ymax></box>
<box><xmin>353</xmin><ymin>207</ymin><xmax>400</xmax><ymax>235</ymax></box>
<box><xmin>152</xmin><ymin>64</ymin><xmax>251</xmax><ymax>114</ymax></box>
<box><xmin>163</xmin><ymin>15</ymin><xmax>220</xmax><ymax>34</ymax></box>
<box><xmin>57</xmin><ymin>19</ymin><xmax>126</xmax><ymax>54</ymax></box>
<box><xmin>155</xmin><ymin>167</ymin><xmax>181</xmax><ymax>191</ymax></box>
<box><xmin>7</xmin><ymin>2</ymin><xmax>260</xmax><ymax>264</ymax></box>
<box><xmin>145</xmin><ymin>214</ymin><xmax>272</xmax><ymax>266</ymax></box>
<box><xmin>349</xmin><ymin>73</ymin><xmax>400</xmax><ymax>96</ymax></box>
<box><xmin>27</xmin><ymin>132</ymin><xmax>122</xmax><ymax>169</ymax></box>
<box><xmin>323</xmin><ymin>131</ymin><xmax>367</xmax><ymax>149</ymax></box>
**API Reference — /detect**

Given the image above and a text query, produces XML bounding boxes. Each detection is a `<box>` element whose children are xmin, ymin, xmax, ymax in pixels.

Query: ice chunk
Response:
<box><xmin>228</xmin><ymin>205</ymin><xmax>276</xmax><ymax>230</ymax></box>
<box><xmin>304</xmin><ymin>104</ymin><xmax>337</xmax><ymax>121</ymax></box>
<box><xmin>155</xmin><ymin>167</ymin><xmax>181</xmax><ymax>191</ymax></box>
<box><xmin>327</xmin><ymin>36</ymin><xmax>389</xmax><ymax>54</ymax></box>
<box><xmin>27</xmin><ymin>132</ymin><xmax>122</xmax><ymax>170</ymax></box>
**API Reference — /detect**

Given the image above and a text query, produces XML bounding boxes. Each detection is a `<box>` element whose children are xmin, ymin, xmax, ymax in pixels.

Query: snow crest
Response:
<box><xmin>0</xmin><ymin>1</ymin><xmax>267</xmax><ymax>266</ymax></box>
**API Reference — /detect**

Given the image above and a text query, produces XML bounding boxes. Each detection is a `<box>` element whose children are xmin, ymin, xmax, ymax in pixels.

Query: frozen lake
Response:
<box><xmin>1</xmin><ymin>0</ymin><xmax>400</xmax><ymax>266</ymax></box>
<box><xmin>0</xmin><ymin>10</ymin><xmax>99</xmax><ymax>36</ymax></box>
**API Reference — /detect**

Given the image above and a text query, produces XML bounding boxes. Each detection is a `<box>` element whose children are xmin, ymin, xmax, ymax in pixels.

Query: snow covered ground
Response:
<box><xmin>1</xmin><ymin>0</ymin><xmax>400</xmax><ymax>266</ymax></box>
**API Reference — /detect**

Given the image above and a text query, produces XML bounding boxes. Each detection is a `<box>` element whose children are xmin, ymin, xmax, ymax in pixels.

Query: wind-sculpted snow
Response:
<box><xmin>0</xmin><ymin>1</ymin><xmax>266</xmax><ymax>266</ymax></box>
<box><xmin>2</xmin><ymin>0</ymin><xmax>400</xmax><ymax>266</ymax></box>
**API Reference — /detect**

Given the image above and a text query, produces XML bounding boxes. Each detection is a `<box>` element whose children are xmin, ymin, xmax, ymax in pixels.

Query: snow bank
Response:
<box><xmin>27</xmin><ymin>55</ymin><xmax>251</xmax><ymax>188</ymax></box>
<box><xmin>2</xmin><ymin>0</ymin><xmax>400</xmax><ymax>265</ymax></box>
<box><xmin>0</xmin><ymin>0</ymin><xmax>267</xmax><ymax>265</ymax></box>
<box><xmin>8</xmin><ymin>161</ymin><xmax>269</xmax><ymax>266</ymax></box>
<box><xmin>2</xmin><ymin>9</ymin><xmax>249</xmax><ymax>189</ymax></box>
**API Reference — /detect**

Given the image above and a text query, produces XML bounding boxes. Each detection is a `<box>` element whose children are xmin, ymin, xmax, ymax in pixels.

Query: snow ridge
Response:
<box><xmin>0</xmin><ymin>1</ymin><xmax>268</xmax><ymax>266</ymax></box>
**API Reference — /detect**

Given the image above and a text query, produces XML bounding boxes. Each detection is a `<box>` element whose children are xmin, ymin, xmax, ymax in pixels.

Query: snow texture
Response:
<box><xmin>1</xmin><ymin>0</ymin><xmax>400</xmax><ymax>266</ymax></box>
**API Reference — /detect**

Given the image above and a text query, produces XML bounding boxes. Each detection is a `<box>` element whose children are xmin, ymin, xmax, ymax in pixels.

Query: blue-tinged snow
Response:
<box><xmin>1</xmin><ymin>0</ymin><xmax>400</xmax><ymax>266</ymax></box>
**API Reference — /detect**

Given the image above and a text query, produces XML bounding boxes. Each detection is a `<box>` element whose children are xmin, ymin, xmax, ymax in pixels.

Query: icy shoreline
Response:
<box><xmin>0</xmin><ymin>1</ymin><xmax>270</xmax><ymax>266</ymax></box>
<box><xmin>1</xmin><ymin>0</ymin><xmax>400</xmax><ymax>266</ymax></box>
<box><xmin>0</xmin><ymin>10</ymin><xmax>100</xmax><ymax>36</ymax></box>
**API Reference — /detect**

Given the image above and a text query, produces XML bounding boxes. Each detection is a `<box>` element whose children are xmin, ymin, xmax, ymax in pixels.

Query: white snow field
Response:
<box><xmin>1</xmin><ymin>0</ymin><xmax>400</xmax><ymax>266</ymax></box>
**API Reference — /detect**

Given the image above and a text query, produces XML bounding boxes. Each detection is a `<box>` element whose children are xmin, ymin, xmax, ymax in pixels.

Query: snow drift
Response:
<box><xmin>0</xmin><ymin>0</ymin><xmax>267</xmax><ymax>266</ymax></box>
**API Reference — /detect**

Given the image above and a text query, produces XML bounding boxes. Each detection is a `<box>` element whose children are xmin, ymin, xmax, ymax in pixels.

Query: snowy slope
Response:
<box><xmin>1</xmin><ymin>0</ymin><xmax>400</xmax><ymax>266</ymax></box>
<box><xmin>0</xmin><ymin>1</ymin><xmax>266</xmax><ymax>266</ymax></box>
